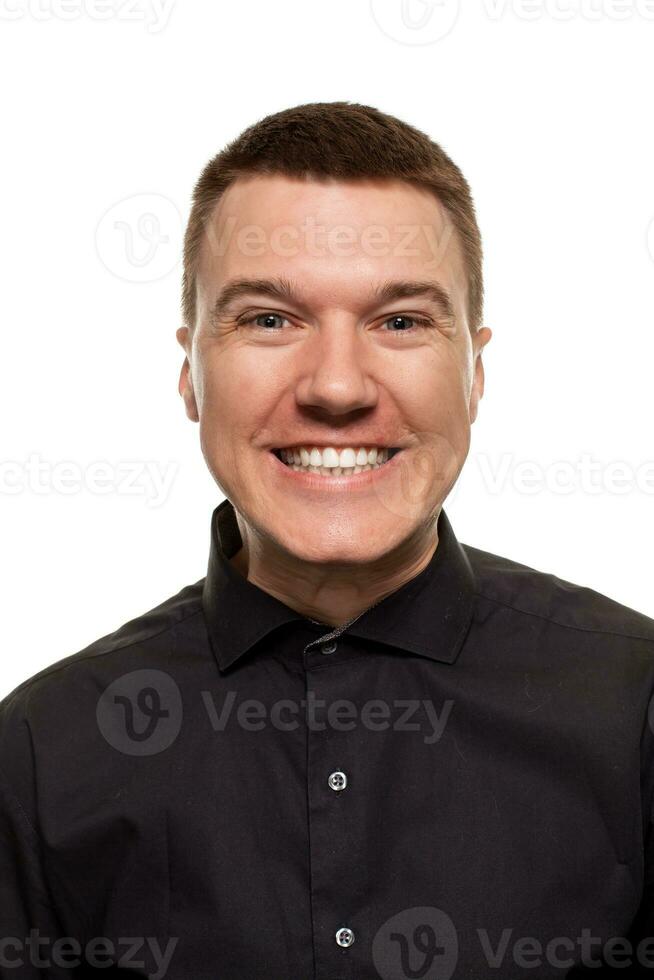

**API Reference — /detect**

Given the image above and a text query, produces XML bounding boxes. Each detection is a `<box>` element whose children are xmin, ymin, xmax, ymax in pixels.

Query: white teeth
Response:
<box><xmin>322</xmin><ymin>447</ymin><xmax>340</xmax><ymax>468</ymax></box>
<box><xmin>277</xmin><ymin>445</ymin><xmax>393</xmax><ymax>475</ymax></box>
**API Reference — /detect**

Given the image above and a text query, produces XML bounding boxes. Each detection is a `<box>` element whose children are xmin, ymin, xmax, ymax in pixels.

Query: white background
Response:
<box><xmin>1</xmin><ymin>0</ymin><xmax>653</xmax><ymax>698</ymax></box>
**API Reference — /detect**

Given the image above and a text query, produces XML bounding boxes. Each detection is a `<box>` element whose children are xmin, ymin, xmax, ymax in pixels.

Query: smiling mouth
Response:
<box><xmin>271</xmin><ymin>445</ymin><xmax>402</xmax><ymax>476</ymax></box>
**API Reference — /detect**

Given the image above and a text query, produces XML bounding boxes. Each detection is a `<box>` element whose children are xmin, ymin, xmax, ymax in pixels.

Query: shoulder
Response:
<box><xmin>1</xmin><ymin>578</ymin><xmax>205</xmax><ymax>709</ymax></box>
<box><xmin>462</xmin><ymin>541</ymin><xmax>654</xmax><ymax>647</ymax></box>
<box><xmin>0</xmin><ymin>579</ymin><xmax>205</xmax><ymax>806</ymax></box>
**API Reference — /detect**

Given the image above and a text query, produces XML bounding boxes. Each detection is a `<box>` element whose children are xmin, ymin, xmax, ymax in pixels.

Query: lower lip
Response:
<box><xmin>268</xmin><ymin>450</ymin><xmax>405</xmax><ymax>491</ymax></box>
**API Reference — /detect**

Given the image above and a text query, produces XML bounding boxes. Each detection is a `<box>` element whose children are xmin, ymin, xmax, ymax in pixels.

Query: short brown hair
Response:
<box><xmin>181</xmin><ymin>101</ymin><xmax>483</xmax><ymax>333</ymax></box>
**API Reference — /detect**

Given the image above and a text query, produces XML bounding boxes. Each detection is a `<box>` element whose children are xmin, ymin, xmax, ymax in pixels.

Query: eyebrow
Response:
<box><xmin>209</xmin><ymin>276</ymin><xmax>456</xmax><ymax>324</ymax></box>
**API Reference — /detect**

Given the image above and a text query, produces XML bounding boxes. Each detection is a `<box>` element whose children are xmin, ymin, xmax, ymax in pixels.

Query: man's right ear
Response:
<box><xmin>176</xmin><ymin>326</ymin><xmax>199</xmax><ymax>423</ymax></box>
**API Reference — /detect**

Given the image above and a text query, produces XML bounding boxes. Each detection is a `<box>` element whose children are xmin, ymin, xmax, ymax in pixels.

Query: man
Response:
<box><xmin>2</xmin><ymin>101</ymin><xmax>654</xmax><ymax>979</ymax></box>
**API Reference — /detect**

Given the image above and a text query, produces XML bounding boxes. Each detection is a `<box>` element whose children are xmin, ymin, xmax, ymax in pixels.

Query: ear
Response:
<box><xmin>469</xmin><ymin>326</ymin><xmax>492</xmax><ymax>424</ymax></box>
<box><xmin>176</xmin><ymin>326</ymin><xmax>199</xmax><ymax>423</ymax></box>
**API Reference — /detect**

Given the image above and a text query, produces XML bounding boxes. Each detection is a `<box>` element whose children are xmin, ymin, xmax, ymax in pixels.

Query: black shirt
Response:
<box><xmin>2</xmin><ymin>498</ymin><xmax>654</xmax><ymax>979</ymax></box>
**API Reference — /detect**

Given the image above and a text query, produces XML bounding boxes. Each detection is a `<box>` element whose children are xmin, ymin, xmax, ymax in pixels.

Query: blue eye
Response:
<box><xmin>245</xmin><ymin>313</ymin><xmax>287</xmax><ymax>330</ymax></box>
<box><xmin>381</xmin><ymin>315</ymin><xmax>431</xmax><ymax>332</ymax></box>
<box><xmin>237</xmin><ymin>312</ymin><xmax>434</xmax><ymax>333</ymax></box>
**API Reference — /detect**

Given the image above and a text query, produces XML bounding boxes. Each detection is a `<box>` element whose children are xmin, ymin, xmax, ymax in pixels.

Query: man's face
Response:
<box><xmin>177</xmin><ymin>174</ymin><xmax>491</xmax><ymax>565</ymax></box>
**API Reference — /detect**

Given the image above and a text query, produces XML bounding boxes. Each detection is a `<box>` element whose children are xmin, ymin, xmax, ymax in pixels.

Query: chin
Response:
<box><xmin>272</xmin><ymin>519</ymin><xmax>399</xmax><ymax>566</ymax></box>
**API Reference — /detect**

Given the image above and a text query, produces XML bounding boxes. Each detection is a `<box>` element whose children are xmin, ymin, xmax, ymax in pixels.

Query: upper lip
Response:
<box><xmin>272</xmin><ymin>441</ymin><xmax>401</xmax><ymax>449</ymax></box>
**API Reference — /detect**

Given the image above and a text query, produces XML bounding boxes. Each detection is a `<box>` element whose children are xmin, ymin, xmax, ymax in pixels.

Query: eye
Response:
<box><xmin>238</xmin><ymin>312</ymin><xmax>289</xmax><ymax>331</ymax></box>
<box><xmin>380</xmin><ymin>314</ymin><xmax>433</xmax><ymax>333</ymax></box>
<box><xmin>236</xmin><ymin>311</ymin><xmax>436</xmax><ymax>333</ymax></box>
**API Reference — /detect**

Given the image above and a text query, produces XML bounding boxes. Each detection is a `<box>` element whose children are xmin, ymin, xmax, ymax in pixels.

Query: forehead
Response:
<box><xmin>196</xmin><ymin>173</ymin><xmax>467</xmax><ymax>311</ymax></box>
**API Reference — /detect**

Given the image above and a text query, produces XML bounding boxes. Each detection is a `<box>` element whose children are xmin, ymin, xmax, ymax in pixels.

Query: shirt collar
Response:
<box><xmin>202</xmin><ymin>497</ymin><xmax>476</xmax><ymax>672</ymax></box>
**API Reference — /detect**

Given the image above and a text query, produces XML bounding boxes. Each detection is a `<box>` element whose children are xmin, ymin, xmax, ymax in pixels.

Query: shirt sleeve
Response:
<box><xmin>0</xmin><ymin>767</ymin><xmax>78</xmax><ymax>978</ymax></box>
<box><xmin>622</xmin><ymin>700</ymin><xmax>654</xmax><ymax>973</ymax></box>
<box><xmin>0</xmin><ymin>684</ymin><xmax>78</xmax><ymax>980</ymax></box>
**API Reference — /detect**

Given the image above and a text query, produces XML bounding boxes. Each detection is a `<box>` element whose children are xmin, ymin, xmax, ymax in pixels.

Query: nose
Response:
<box><xmin>294</xmin><ymin>320</ymin><xmax>379</xmax><ymax>416</ymax></box>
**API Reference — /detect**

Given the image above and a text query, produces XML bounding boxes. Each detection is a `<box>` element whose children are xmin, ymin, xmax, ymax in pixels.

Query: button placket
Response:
<box><xmin>303</xmin><ymin>622</ymin><xmax>348</xmax><ymax>657</ymax></box>
<box><xmin>303</xmin><ymin>603</ymin><xmax>372</xmax><ymax>659</ymax></box>
<box><xmin>303</xmin><ymin>615</ymin><xmax>364</xmax><ymax>978</ymax></box>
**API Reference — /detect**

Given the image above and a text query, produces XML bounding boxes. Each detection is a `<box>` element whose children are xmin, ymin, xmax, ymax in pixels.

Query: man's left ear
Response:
<box><xmin>469</xmin><ymin>326</ymin><xmax>492</xmax><ymax>424</ymax></box>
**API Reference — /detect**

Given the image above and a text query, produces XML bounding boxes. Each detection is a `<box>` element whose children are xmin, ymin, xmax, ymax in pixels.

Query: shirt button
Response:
<box><xmin>335</xmin><ymin>926</ymin><xmax>355</xmax><ymax>948</ymax></box>
<box><xmin>328</xmin><ymin>770</ymin><xmax>348</xmax><ymax>792</ymax></box>
<box><xmin>321</xmin><ymin>640</ymin><xmax>338</xmax><ymax>655</ymax></box>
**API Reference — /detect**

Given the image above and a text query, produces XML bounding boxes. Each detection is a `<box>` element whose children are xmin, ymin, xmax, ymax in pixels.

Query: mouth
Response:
<box><xmin>269</xmin><ymin>446</ymin><xmax>403</xmax><ymax>490</ymax></box>
<box><xmin>271</xmin><ymin>446</ymin><xmax>401</xmax><ymax>476</ymax></box>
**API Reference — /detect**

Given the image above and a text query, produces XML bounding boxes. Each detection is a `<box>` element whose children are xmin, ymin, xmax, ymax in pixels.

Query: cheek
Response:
<box><xmin>195</xmin><ymin>349</ymin><xmax>282</xmax><ymax>460</ymax></box>
<box><xmin>402</xmin><ymin>350</ymin><xmax>469</xmax><ymax>427</ymax></box>
<box><xmin>400</xmin><ymin>353</ymin><xmax>472</xmax><ymax>496</ymax></box>
<box><xmin>207</xmin><ymin>346</ymin><xmax>285</xmax><ymax>407</ymax></box>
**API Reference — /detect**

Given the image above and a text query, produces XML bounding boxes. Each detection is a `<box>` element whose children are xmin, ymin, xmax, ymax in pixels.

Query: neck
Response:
<box><xmin>228</xmin><ymin>515</ymin><xmax>440</xmax><ymax>627</ymax></box>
